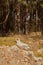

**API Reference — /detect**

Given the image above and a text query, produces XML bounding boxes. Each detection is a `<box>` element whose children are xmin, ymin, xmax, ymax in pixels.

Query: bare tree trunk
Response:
<box><xmin>15</xmin><ymin>2</ymin><xmax>21</xmax><ymax>34</ymax></box>
<box><xmin>2</xmin><ymin>0</ymin><xmax>9</xmax><ymax>36</ymax></box>
<box><xmin>25</xmin><ymin>0</ymin><xmax>29</xmax><ymax>34</ymax></box>
<box><xmin>36</xmin><ymin>0</ymin><xmax>38</xmax><ymax>33</ymax></box>
<box><xmin>30</xmin><ymin>0</ymin><xmax>33</xmax><ymax>32</ymax></box>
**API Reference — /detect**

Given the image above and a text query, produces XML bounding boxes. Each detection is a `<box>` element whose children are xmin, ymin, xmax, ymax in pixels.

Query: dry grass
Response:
<box><xmin>0</xmin><ymin>32</ymin><xmax>43</xmax><ymax>58</ymax></box>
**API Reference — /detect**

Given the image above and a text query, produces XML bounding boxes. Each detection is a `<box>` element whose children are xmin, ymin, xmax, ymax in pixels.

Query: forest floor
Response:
<box><xmin>0</xmin><ymin>32</ymin><xmax>43</xmax><ymax>65</ymax></box>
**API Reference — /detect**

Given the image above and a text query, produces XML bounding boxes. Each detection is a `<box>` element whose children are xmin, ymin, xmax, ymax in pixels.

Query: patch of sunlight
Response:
<box><xmin>0</xmin><ymin>37</ymin><xmax>16</xmax><ymax>46</ymax></box>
